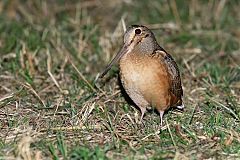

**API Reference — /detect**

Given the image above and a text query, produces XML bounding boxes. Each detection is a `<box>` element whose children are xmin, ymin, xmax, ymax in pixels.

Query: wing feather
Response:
<box><xmin>153</xmin><ymin>49</ymin><xmax>183</xmax><ymax>99</ymax></box>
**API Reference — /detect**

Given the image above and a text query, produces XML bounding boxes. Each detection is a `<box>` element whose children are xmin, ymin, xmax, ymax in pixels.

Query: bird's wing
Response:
<box><xmin>153</xmin><ymin>49</ymin><xmax>183</xmax><ymax>99</ymax></box>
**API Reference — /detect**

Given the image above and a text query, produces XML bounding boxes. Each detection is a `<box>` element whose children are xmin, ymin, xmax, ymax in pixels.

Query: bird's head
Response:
<box><xmin>100</xmin><ymin>25</ymin><xmax>158</xmax><ymax>78</ymax></box>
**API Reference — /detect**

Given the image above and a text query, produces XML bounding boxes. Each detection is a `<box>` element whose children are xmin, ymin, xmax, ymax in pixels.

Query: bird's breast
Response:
<box><xmin>119</xmin><ymin>53</ymin><xmax>170</xmax><ymax>98</ymax></box>
<box><xmin>120</xmin><ymin>54</ymin><xmax>151</xmax><ymax>87</ymax></box>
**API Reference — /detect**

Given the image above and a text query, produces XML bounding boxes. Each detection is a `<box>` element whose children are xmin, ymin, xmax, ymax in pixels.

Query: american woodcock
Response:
<box><xmin>100</xmin><ymin>25</ymin><xmax>184</xmax><ymax>126</ymax></box>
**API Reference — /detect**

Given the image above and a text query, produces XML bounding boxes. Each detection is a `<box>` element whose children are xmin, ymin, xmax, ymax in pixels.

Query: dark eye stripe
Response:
<box><xmin>144</xmin><ymin>34</ymin><xmax>149</xmax><ymax>38</ymax></box>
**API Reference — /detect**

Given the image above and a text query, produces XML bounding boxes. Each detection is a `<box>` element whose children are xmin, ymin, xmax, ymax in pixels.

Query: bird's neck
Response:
<box><xmin>134</xmin><ymin>39</ymin><xmax>159</xmax><ymax>55</ymax></box>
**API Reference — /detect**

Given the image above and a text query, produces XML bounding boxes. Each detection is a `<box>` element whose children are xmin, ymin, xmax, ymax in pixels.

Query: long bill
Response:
<box><xmin>99</xmin><ymin>44</ymin><xmax>129</xmax><ymax>78</ymax></box>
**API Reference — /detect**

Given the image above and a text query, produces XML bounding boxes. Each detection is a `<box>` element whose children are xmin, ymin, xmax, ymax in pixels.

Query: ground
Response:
<box><xmin>0</xmin><ymin>0</ymin><xmax>240</xmax><ymax>159</ymax></box>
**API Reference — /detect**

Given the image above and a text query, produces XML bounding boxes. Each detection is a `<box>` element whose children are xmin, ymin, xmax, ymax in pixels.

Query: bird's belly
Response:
<box><xmin>120</xmin><ymin>57</ymin><xmax>171</xmax><ymax>109</ymax></box>
<box><xmin>120</xmin><ymin>64</ymin><xmax>150</xmax><ymax>108</ymax></box>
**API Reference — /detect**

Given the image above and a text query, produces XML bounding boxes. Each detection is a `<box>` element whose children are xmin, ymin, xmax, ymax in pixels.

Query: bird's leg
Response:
<box><xmin>139</xmin><ymin>107</ymin><xmax>146</xmax><ymax>122</ymax></box>
<box><xmin>159</xmin><ymin>111</ymin><xmax>164</xmax><ymax>127</ymax></box>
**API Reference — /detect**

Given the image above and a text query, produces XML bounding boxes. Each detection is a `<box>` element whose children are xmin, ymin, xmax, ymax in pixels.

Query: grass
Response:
<box><xmin>0</xmin><ymin>0</ymin><xmax>240</xmax><ymax>159</ymax></box>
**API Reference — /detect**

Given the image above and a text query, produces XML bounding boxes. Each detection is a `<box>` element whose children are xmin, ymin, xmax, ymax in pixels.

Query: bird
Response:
<box><xmin>100</xmin><ymin>25</ymin><xmax>184</xmax><ymax>126</ymax></box>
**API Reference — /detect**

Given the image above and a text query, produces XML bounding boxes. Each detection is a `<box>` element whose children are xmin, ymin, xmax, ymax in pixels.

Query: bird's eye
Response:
<box><xmin>135</xmin><ymin>29</ymin><xmax>141</xmax><ymax>35</ymax></box>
